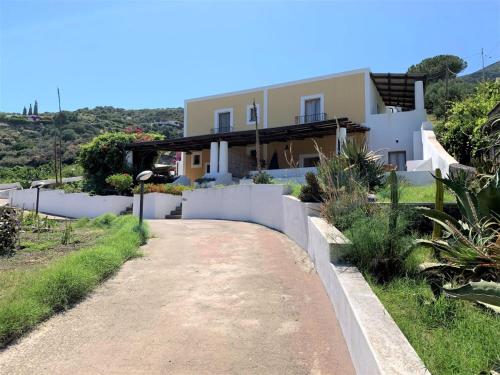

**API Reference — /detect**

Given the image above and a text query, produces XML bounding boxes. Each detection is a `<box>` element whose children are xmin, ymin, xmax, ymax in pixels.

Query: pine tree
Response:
<box><xmin>22</xmin><ymin>106</ymin><xmax>27</xmax><ymax>116</ymax></box>
<box><xmin>34</xmin><ymin>100</ymin><xmax>38</xmax><ymax>115</ymax></box>
<box><xmin>28</xmin><ymin>104</ymin><xmax>33</xmax><ymax>116</ymax></box>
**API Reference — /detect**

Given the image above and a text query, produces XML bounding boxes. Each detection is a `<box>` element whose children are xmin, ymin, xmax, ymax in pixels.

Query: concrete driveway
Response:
<box><xmin>0</xmin><ymin>220</ymin><xmax>354</xmax><ymax>375</ymax></box>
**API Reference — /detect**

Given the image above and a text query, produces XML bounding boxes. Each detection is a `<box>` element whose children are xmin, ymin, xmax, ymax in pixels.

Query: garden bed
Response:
<box><xmin>0</xmin><ymin>213</ymin><xmax>147</xmax><ymax>347</ymax></box>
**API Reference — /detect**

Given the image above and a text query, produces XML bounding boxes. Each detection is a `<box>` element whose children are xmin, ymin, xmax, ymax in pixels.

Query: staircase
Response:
<box><xmin>165</xmin><ymin>203</ymin><xmax>182</xmax><ymax>219</ymax></box>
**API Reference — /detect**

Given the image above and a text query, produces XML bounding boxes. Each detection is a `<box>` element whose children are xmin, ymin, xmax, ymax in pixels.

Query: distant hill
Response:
<box><xmin>459</xmin><ymin>61</ymin><xmax>500</xmax><ymax>83</ymax></box>
<box><xmin>0</xmin><ymin>106</ymin><xmax>183</xmax><ymax>168</ymax></box>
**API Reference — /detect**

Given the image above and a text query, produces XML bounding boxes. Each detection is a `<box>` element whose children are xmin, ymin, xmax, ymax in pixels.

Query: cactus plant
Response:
<box><xmin>432</xmin><ymin>168</ymin><xmax>444</xmax><ymax>239</ymax></box>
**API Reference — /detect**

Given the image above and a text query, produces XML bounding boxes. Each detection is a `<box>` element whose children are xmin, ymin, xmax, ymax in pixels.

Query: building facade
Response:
<box><xmin>129</xmin><ymin>68</ymin><xmax>427</xmax><ymax>182</ymax></box>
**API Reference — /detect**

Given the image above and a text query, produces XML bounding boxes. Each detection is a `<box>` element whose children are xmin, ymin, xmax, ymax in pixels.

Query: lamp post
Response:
<box><xmin>136</xmin><ymin>170</ymin><xmax>153</xmax><ymax>227</ymax></box>
<box><xmin>32</xmin><ymin>182</ymin><xmax>45</xmax><ymax>216</ymax></box>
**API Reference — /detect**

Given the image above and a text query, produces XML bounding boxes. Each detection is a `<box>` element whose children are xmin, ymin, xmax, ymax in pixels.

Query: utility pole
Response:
<box><xmin>481</xmin><ymin>48</ymin><xmax>485</xmax><ymax>81</ymax></box>
<box><xmin>57</xmin><ymin>88</ymin><xmax>63</xmax><ymax>184</ymax></box>
<box><xmin>444</xmin><ymin>59</ymin><xmax>449</xmax><ymax>122</ymax></box>
<box><xmin>253</xmin><ymin>100</ymin><xmax>262</xmax><ymax>173</ymax></box>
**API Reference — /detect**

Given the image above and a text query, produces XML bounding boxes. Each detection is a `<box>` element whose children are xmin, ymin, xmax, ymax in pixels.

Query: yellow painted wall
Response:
<box><xmin>184</xmin><ymin>149</ymin><xmax>210</xmax><ymax>181</ymax></box>
<box><xmin>186</xmin><ymin>91</ymin><xmax>263</xmax><ymax>136</ymax></box>
<box><xmin>185</xmin><ymin>71</ymin><xmax>367</xmax><ymax>138</ymax></box>
<box><xmin>267</xmin><ymin>73</ymin><xmax>366</xmax><ymax>126</ymax></box>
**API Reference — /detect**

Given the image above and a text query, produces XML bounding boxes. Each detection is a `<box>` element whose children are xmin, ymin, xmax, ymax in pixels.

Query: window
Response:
<box><xmin>205</xmin><ymin>163</ymin><xmax>210</xmax><ymax>174</ymax></box>
<box><xmin>300</xmin><ymin>94</ymin><xmax>324</xmax><ymax>124</ymax></box>
<box><xmin>300</xmin><ymin>154</ymin><xmax>320</xmax><ymax>168</ymax></box>
<box><xmin>191</xmin><ymin>151</ymin><xmax>202</xmax><ymax>168</ymax></box>
<box><xmin>388</xmin><ymin>151</ymin><xmax>406</xmax><ymax>171</ymax></box>
<box><xmin>214</xmin><ymin>108</ymin><xmax>233</xmax><ymax>133</ymax></box>
<box><xmin>246</xmin><ymin>104</ymin><xmax>260</xmax><ymax>125</ymax></box>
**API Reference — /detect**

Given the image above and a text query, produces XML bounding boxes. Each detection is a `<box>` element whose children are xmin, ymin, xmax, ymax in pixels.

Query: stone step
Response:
<box><xmin>164</xmin><ymin>214</ymin><xmax>182</xmax><ymax>219</ymax></box>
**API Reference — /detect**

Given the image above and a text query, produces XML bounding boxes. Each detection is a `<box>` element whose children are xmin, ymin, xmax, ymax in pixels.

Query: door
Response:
<box><xmin>218</xmin><ymin>112</ymin><xmax>231</xmax><ymax>133</ymax></box>
<box><xmin>388</xmin><ymin>151</ymin><xmax>407</xmax><ymax>171</ymax></box>
<box><xmin>304</xmin><ymin>98</ymin><xmax>321</xmax><ymax>123</ymax></box>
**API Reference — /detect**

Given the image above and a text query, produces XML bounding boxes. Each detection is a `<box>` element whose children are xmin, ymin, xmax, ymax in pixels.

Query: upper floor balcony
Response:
<box><xmin>211</xmin><ymin>125</ymin><xmax>234</xmax><ymax>134</ymax></box>
<box><xmin>295</xmin><ymin>112</ymin><xmax>328</xmax><ymax>125</ymax></box>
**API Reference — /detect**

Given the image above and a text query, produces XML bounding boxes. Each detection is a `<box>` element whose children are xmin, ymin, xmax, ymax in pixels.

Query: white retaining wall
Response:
<box><xmin>421</xmin><ymin>122</ymin><xmax>458</xmax><ymax>176</ymax></box>
<box><xmin>181</xmin><ymin>184</ymin><xmax>428</xmax><ymax>374</ymax></box>
<box><xmin>0</xmin><ymin>182</ymin><xmax>22</xmax><ymax>198</ymax></box>
<box><xmin>182</xmin><ymin>184</ymin><xmax>290</xmax><ymax>231</ymax></box>
<box><xmin>133</xmin><ymin>193</ymin><xmax>182</xmax><ymax>219</ymax></box>
<box><xmin>9</xmin><ymin>189</ymin><xmax>133</xmax><ymax>218</ymax></box>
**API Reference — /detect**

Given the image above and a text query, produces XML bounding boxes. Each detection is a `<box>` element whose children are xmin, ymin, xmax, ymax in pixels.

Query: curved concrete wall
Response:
<box><xmin>421</xmin><ymin>122</ymin><xmax>458</xmax><ymax>176</ymax></box>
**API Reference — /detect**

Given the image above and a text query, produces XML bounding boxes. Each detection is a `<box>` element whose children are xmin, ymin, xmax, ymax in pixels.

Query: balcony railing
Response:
<box><xmin>295</xmin><ymin>113</ymin><xmax>328</xmax><ymax>125</ymax></box>
<box><xmin>211</xmin><ymin>125</ymin><xmax>234</xmax><ymax>134</ymax></box>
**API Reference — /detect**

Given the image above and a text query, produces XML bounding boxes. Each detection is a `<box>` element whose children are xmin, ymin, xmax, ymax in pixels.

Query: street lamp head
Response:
<box><xmin>136</xmin><ymin>170</ymin><xmax>153</xmax><ymax>182</ymax></box>
<box><xmin>32</xmin><ymin>181</ymin><xmax>45</xmax><ymax>189</ymax></box>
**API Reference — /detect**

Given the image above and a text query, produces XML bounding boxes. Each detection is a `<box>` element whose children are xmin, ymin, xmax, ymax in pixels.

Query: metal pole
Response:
<box><xmin>35</xmin><ymin>187</ymin><xmax>40</xmax><ymax>216</ymax></box>
<box><xmin>139</xmin><ymin>181</ymin><xmax>144</xmax><ymax>227</ymax></box>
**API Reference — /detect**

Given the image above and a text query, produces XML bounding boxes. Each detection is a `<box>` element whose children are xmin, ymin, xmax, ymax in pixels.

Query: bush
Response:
<box><xmin>345</xmin><ymin>207</ymin><xmax>414</xmax><ymax>282</ymax></box>
<box><xmin>79</xmin><ymin>132</ymin><xmax>162</xmax><ymax>194</ymax></box>
<box><xmin>435</xmin><ymin>81</ymin><xmax>500</xmax><ymax>165</ymax></box>
<box><xmin>253</xmin><ymin>172</ymin><xmax>273</xmax><ymax>184</ymax></box>
<box><xmin>298</xmin><ymin>172</ymin><xmax>323</xmax><ymax>202</ymax></box>
<box><xmin>0</xmin><ymin>207</ymin><xmax>18</xmax><ymax>256</ymax></box>
<box><xmin>132</xmin><ymin>183</ymin><xmax>192</xmax><ymax>195</ymax></box>
<box><xmin>105</xmin><ymin>173</ymin><xmax>133</xmax><ymax>195</ymax></box>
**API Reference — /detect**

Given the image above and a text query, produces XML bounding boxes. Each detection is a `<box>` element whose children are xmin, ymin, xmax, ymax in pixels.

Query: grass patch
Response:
<box><xmin>0</xmin><ymin>214</ymin><xmax>146</xmax><ymax>347</ymax></box>
<box><xmin>287</xmin><ymin>182</ymin><xmax>302</xmax><ymax>198</ymax></box>
<box><xmin>370</xmin><ymin>277</ymin><xmax>500</xmax><ymax>375</ymax></box>
<box><xmin>376</xmin><ymin>184</ymin><xmax>455</xmax><ymax>203</ymax></box>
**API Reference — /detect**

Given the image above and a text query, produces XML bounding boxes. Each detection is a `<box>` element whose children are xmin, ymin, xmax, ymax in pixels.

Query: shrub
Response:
<box><xmin>340</xmin><ymin>140</ymin><xmax>384</xmax><ymax>190</ymax></box>
<box><xmin>79</xmin><ymin>132</ymin><xmax>162</xmax><ymax>194</ymax></box>
<box><xmin>105</xmin><ymin>173</ymin><xmax>133</xmax><ymax>195</ymax></box>
<box><xmin>253</xmin><ymin>172</ymin><xmax>273</xmax><ymax>184</ymax></box>
<box><xmin>298</xmin><ymin>172</ymin><xmax>323</xmax><ymax>202</ymax></box>
<box><xmin>0</xmin><ymin>207</ymin><xmax>18</xmax><ymax>256</ymax></box>
<box><xmin>345</xmin><ymin>207</ymin><xmax>414</xmax><ymax>283</ymax></box>
<box><xmin>133</xmin><ymin>183</ymin><xmax>192</xmax><ymax>195</ymax></box>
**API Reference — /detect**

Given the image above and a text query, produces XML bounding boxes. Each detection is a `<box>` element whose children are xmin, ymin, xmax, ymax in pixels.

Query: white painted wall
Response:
<box><xmin>366</xmin><ymin>109</ymin><xmax>427</xmax><ymax>164</ymax></box>
<box><xmin>182</xmin><ymin>184</ymin><xmax>289</xmax><ymax>231</ymax></box>
<box><xmin>392</xmin><ymin>171</ymin><xmax>435</xmax><ymax>186</ymax></box>
<box><xmin>9</xmin><ymin>189</ymin><xmax>133</xmax><ymax>218</ymax></box>
<box><xmin>249</xmin><ymin>167</ymin><xmax>317</xmax><ymax>179</ymax></box>
<box><xmin>0</xmin><ymin>183</ymin><xmax>22</xmax><ymax>198</ymax></box>
<box><xmin>133</xmin><ymin>193</ymin><xmax>182</xmax><ymax>219</ymax></box>
<box><xmin>421</xmin><ymin>121</ymin><xmax>458</xmax><ymax>176</ymax></box>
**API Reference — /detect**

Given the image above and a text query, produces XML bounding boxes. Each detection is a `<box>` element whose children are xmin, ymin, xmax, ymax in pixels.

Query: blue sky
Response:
<box><xmin>1</xmin><ymin>0</ymin><xmax>499</xmax><ymax>113</ymax></box>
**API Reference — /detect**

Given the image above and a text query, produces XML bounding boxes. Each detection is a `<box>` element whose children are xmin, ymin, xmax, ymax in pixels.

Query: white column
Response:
<box><xmin>414</xmin><ymin>81</ymin><xmax>424</xmax><ymax>110</ymax></box>
<box><xmin>337</xmin><ymin>127</ymin><xmax>347</xmax><ymax>154</ymax></box>
<box><xmin>219</xmin><ymin>141</ymin><xmax>228</xmax><ymax>174</ymax></box>
<box><xmin>210</xmin><ymin>142</ymin><xmax>219</xmax><ymax>175</ymax></box>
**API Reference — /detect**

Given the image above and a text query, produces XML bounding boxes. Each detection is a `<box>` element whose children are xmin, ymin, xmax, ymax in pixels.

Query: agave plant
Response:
<box><xmin>417</xmin><ymin>169</ymin><xmax>500</xmax><ymax>309</ymax></box>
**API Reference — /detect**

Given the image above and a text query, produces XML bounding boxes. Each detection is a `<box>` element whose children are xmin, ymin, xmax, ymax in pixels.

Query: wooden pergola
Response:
<box><xmin>370</xmin><ymin>73</ymin><xmax>427</xmax><ymax>111</ymax></box>
<box><xmin>127</xmin><ymin>117</ymin><xmax>368</xmax><ymax>152</ymax></box>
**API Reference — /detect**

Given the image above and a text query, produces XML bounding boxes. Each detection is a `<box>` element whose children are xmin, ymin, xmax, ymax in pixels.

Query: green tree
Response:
<box><xmin>424</xmin><ymin>80</ymin><xmax>475</xmax><ymax>119</ymax></box>
<box><xmin>408</xmin><ymin>55</ymin><xmax>467</xmax><ymax>81</ymax></box>
<box><xmin>22</xmin><ymin>107</ymin><xmax>27</xmax><ymax>116</ymax></box>
<box><xmin>78</xmin><ymin>131</ymin><xmax>163</xmax><ymax>194</ymax></box>
<box><xmin>28</xmin><ymin>104</ymin><xmax>32</xmax><ymax>116</ymax></box>
<box><xmin>33</xmin><ymin>100</ymin><xmax>38</xmax><ymax>115</ymax></box>
<box><xmin>434</xmin><ymin>81</ymin><xmax>500</xmax><ymax>165</ymax></box>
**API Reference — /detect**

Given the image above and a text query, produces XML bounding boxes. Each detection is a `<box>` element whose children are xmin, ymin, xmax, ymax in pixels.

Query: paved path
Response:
<box><xmin>0</xmin><ymin>220</ymin><xmax>354</xmax><ymax>375</ymax></box>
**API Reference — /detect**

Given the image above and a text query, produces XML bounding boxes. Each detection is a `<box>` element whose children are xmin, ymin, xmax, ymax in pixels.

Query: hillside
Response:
<box><xmin>0</xmin><ymin>107</ymin><xmax>183</xmax><ymax>167</ymax></box>
<box><xmin>459</xmin><ymin>61</ymin><xmax>500</xmax><ymax>83</ymax></box>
